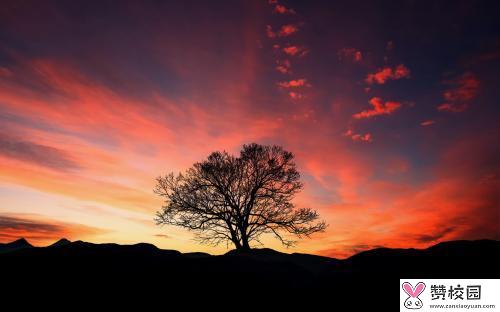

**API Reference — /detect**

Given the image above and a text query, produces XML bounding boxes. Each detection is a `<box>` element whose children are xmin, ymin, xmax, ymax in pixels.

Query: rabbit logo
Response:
<box><xmin>402</xmin><ymin>282</ymin><xmax>426</xmax><ymax>309</ymax></box>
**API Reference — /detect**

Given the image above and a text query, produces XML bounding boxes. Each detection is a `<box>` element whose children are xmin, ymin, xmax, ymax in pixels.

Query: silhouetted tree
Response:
<box><xmin>154</xmin><ymin>143</ymin><xmax>327</xmax><ymax>250</ymax></box>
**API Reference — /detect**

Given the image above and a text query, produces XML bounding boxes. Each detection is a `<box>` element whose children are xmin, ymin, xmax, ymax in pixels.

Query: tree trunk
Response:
<box><xmin>232</xmin><ymin>238</ymin><xmax>242</xmax><ymax>250</ymax></box>
<box><xmin>241</xmin><ymin>239</ymin><xmax>250</xmax><ymax>251</ymax></box>
<box><xmin>240</xmin><ymin>231</ymin><xmax>250</xmax><ymax>251</ymax></box>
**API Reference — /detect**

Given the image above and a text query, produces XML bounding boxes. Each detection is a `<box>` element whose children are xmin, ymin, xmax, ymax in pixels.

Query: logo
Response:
<box><xmin>402</xmin><ymin>282</ymin><xmax>426</xmax><ymax>309</ymax></box>
<box><xmin>400</xmin><ymin>279</ymin><xmax>499</xmax><ymax>312</ymax></box>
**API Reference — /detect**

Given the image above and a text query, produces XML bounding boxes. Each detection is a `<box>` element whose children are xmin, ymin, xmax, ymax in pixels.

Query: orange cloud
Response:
<box><xmin>438</xmin><ymin>72</ymin><xmax>479</xmax><ymax>113</ymax></box>
<box><xmin>366</xmin><ymin>64</ymin><xmax>411</xmax><ymax>84</ymax></box>
<box><xmin>353</xmin><ymin>97</ymin><xmax>401</xmax><ymax>119</ymax></box>
<box><xmin>277</xmin><ymin>78</ymin><xmax>310</xmax><ymax>88</ymax></box>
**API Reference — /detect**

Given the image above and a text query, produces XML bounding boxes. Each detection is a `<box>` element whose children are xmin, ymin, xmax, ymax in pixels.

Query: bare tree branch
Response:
<box><xmin>155</xmin><ymin>143</ymin><xmax>327</xmax><ymax>250</ymax></box>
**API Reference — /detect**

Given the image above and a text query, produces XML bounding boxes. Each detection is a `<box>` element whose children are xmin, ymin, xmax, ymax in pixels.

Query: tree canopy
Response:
<box><xmin>154</xmin><ymin>143</ymin><xmax>326</xmax><ymax>250</ymax></box>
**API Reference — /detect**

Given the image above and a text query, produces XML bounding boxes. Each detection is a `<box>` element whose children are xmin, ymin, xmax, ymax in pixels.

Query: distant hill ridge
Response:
<box><xmin>0</xmin><ymin>238</ymin><xmax>500</xmax><ymax>261</ymax></box>
<box><xmin>1</xmin><ymin>238</ymin><xmax>498</xmax><ymax>299</ymax></box>
<box><xmin>1</xmin><ymin>237</ymin><xmax>499</xmax><ymax>260</ymax></box>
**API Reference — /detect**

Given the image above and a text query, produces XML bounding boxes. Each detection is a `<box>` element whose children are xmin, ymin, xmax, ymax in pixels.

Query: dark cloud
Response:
<box><xmin>0</xmin><ymin>215</ymin><xmax>62</xmax><ymax>233</ymax></box>
<box><xmin>0</xmin><ymin>134</ymin><xmax>80</xmax><ymax>170</ymax></box>
<box><xmin>415</xmin><ymin>227</ymin><xmax>457</xmax><ymax>243</ymax></box>
<box><xmin>0</xmin><ymin>214</ymin><xmax>106</xmax><ymax>245</ymax></box>
<box><xmin>154</xmin><ymin>234</ymin><xmax>170</xmax><ymax>239</ymax></box>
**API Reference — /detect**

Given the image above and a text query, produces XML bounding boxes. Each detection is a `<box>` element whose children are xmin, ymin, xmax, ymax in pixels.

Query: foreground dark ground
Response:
<box><xmin>1</xmin><ymin>238</ymin><xmax>498</xmax><ymax>306</ymax></box>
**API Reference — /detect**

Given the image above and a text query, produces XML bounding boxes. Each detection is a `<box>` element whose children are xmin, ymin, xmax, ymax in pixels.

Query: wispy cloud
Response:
<box><xmin>344</xmin><ymin>129</ymin><xmax>373</xmax><ymax>143</ymax></box>
<box><xmin>353</xmin><ymin>97</ymin><xmax>401</xmax><ymax>119</ymax></box>
<box><xmin>278</xmin><ymin>78</ymin><xmax>310</xmax><ymax>88</ymax></box>
<box><xmin>154</xmin><ymin>233</ymin><xmax>171</xmax><ymax>239</ymax></box>
<box><xmin>0</xmin><ymin>134</ymin><xmax>81</xmax><ymax>171</ymax></box>
<box><xmin>366</xmin><ymin>64</ymin><xmax>410</xmax><ymax>84</ymax></box>
<box><xmin>437</xmin><ymin>72</ymin><xmax>479</xmax><ymax>113</ymax></box>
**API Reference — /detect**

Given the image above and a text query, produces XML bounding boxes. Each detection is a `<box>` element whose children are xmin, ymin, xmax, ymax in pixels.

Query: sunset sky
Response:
<box><xmin>0</xmin><ymin>0</ymin><xmax>498</xmax><ymax>258</ymax></box>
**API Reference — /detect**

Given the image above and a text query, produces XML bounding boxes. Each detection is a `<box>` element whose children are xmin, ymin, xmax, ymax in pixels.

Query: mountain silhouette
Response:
<box><xmin>0</xmin><ymin>238</ymin><xmax>33</xmax><ymax>254</ymax></box>
<box><xmin>1</xmin><ymin>238</ymin><xmax>498</xmax><ymax>304</ymax></box>
<box><xmin>49</xmin><ymin>238</ymin><xmax>71</xmax><ymax>247</ymax></box>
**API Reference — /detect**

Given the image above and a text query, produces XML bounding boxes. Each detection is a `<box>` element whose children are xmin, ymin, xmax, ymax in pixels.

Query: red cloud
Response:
<box><xmin>278</xmin><ymin>78</ymin><xmax>310</xmax><ymax>88</ymax></box>
<box><xmin>352</xmin><ymin>133</ymin><xmax>372</xmax><ymax>142</ymax></box>
<box><xmin>394</xmin><ymin>64</ymin><xmax>410</xmax><ymax>78</ymax></box>
<box><xmin>283</xmin><ymin>45</ymin><xmax>308</xmax><ymax>57</ymax></box>
<box><xmin>276</xmin><ymin>59</ymin><xmax>291</xmax><ymax>74</ymax></box>
<box><xmin>353</xmin><ymin>97</ymin><xmax>402</xmax><ymax>119</ymax></box>
<box><xmin>338</xmin><ymin>48</ymin><xmax>362</xmax><ymax>63</ymax></box>
<box><xmin>344</xmin><ymin>129</ymin><xmax>372</xmax><ymax>143</ymax></box>
<box><xmin>278</xmin><ymin>24</ymin><xmax>298</xmax><ymax>37</ymax></box>
<box><xmin>438</xmin><ymin>72</ymin><xmax>479</xmax><ymax>113</ymax></box>
<box><xmin>288</xmin><ymin>91</ymin><xmax>303</xmax><ymax>100</ymax></box>
<box><xmin>267</xmin><ymin>25</ymin><xmax>299</xmax><ymax>38</ymax></box>
<box><xmin>0</xmin><ymin>58</ymin><xmax>283</xmax><ymax>215</ymax></box>
<box><xmin>274</xmin><ymin>5</ymin><xmax>295</xmax><ymax>15</ymax></box>
<box><xmin>366</xmin><ymin>64</ymin><xmax>410</xmax><ymax>84</ymax></box>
